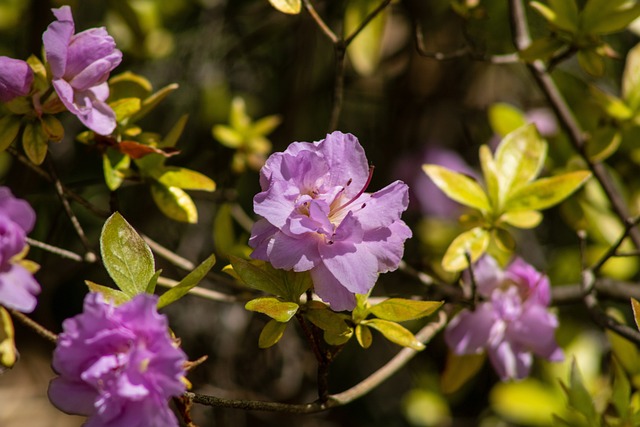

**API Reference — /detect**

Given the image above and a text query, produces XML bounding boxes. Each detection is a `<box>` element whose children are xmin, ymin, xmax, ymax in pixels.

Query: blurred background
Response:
<box><xmin>2</xmin><ymin>0</ymin><xmax>640</xmax><ymax>426</ymax></box>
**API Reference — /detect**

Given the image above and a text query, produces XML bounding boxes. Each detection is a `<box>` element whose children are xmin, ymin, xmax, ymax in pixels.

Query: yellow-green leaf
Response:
<box><xmin>161</xmin><ymin>114</ymin><xmax>188</xmax><ymax>148</ymax></box>
<box><xmin>479</xmin><ymin>145</ymin><xmax>499</xmax><ymax>209</ymax></box>
<box><xmin>490</xmin><ymin>379</ymin><xmax>564</xmax><ymax>426</ymax></box>
<box><xmin>586</xmin><ymin>128</ymin><xmax>621</xmax><ymax>162</ymax></box>
<box><xmin>158</xmin><ymin>254</ymin><xmax>216</xmax><ymax>308</ymax></box>
<box><xmin>110</xmin><ymin>97</ymin><xmax>141</xmax><ymax>122</ymax></box>
<box><xmin>155</xmin><ymin>167</ymin><xmax>216</xmax><ymax>191</ymax></box>
<box><xmin>488</xmin><ymin>103</ymin><xmax>527</xmax><ymax>137</ymax></box>
<box><xmin>22</xmin><ymin>121</ymin><xmax>48</xmax><ymax>165</ymax></box>
<box><xmin>305</xmin><ymin>305</ymin><xmax>353</xmax><ymax>346</ymax></box>
<box><xmin>0</xmin><ymin>307</ymin><xmax>16</xmax><ymax>369</ymax></box>
<box><xmin>213</xmin><ymin>125</ymin><xmax>243</xmax><ymax>148</ymax></box>
<box><xmin>500</xmin><ymin>210</ymin><xmax>543</xmax><ymax>228</ymax></box>
<box><xmin>345</xmin><ymin>0</ymin><xmax>387</xmax><ymax>76</ymax></box>
<box><xmin>85</xmin><ymin>280</ymin><xmax>130</xmax><ymax>305</ymax></box>
<box><xmin>363</xmin><ymin>318</ymin><xmax>425</xmax><ymax>350</ymax></box>
<box><xmin>0</xmin><ymin>115</ymin><xmax>21</xmax><ymax>152</ymax></box>
<box><xmin>440</xmin><ymin>351</ymin><xmax>485</xmax><ymax>394</ymax></box>
<box><xmin>267</xmin><ymin>0</ymin><xmax>301</xmax><ymax>14</ymax></box>
<box><xmin>549</xmin><ymin>0</ymin><xmax>579</xmax><ymax>32</ymax></box>
<box><xmin>587</xmin><ymin>3</ymin><xmax>640</xmax><ymax>35</ymax></box>
<box><xmin>213</xmin><ymin>203</ymin><xmax>235</xmax><ymax>257</ymax></box>
<box><xmin>229</xmin><ymin>256</ymin><xmax>287</xmax><ymax>296</ymax></box>
<box><xmin>370</xmin><ymin>298</ymin><xmax>443</xmax><ymax>322</ymax></box>
<box><xmin>252</xmin><ymin>115</ymin><xmax>282</xmax><ymax>136</ymax></box>
<box><xmin>632</xmin><ymin>298</ymin><xmax>640</xmax><ymax>331</ymax></box>
<box><xmin>589</xmin><ymin>86</ymin><xmax>633</xmax><ymax>121</ymax></box>
<box><xmin>103</xmin><ymin>150</ymin><xmax>130</xmax><ymax>191</ymax></box>
<box><xmin>519</xmin><ymin>36</ymin><xmax>567</xmax><ymax>62</ymax></box>
<box><xmin>422</xmin><ymin>165</ymin><xmax>490</xmax><ymax>211</ymax></box>
<box><xmin>578</xmin><ymin>49</ymin><xmax>605</xmax><ymax>77</ymax></box>
<box><xmin>245</xmin><ymin>297</ymin><xmax>299</xmax><ymax>322</ymax></box>
<box><xmin>258</xmin><ymin>319</ymin><xmax>287</xmax><ymax>348</ymax></box>
<box><xmin>495</xmin><ymin>124</ymin><xmax>547</xmax><ymax>198</ymax></box>
<box><xmin>504</xmin><ymin>171</ymin><xmax>591</xmax><ymax>212</ymax></box>
<box><xmin>109</xmin><ymin>71</ymin><xmax>153</xmax><ymax>100</ymax></box>
<box><xmin>150</xmin><ymin>183</ymin><xmax>198</xmax><ymax>223</ymax></box>
<box><xmin>131</xmin><ymin>83</ymin><xmax>179</xmax><ymax>123</ymax></box>
<box><xmin>40</xmin><ymin>115</ymin><xmax>64</xmax><ymax>142</ymax></box>
<box><xmin>356</xmin><ymin>324</ymin><xmax>373</xmax><ymax>348</ymax></box>
<box><xmin>624</xmin><ymin>42</ymin><xmax>640</xmax><ymax>111</ymax></box>
<box><xmin>442</xmin><ymin>227</ymin><xmax>490</xmax><ymax>272</ymax></box>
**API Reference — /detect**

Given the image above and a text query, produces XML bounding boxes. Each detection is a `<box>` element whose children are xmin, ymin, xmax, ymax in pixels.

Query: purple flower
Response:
<box><xmin>0</xmin><ymin>56</ymin><xmax>34</xmax><ymax>102</ymax></box>
<box><xmin>42</xmin><ymin>6</ymin><xmax>122</xmax><ymax>135</ymax></box>
<box><xmin>445</xmin><ymin>256</ymin><xmax>563</xmax><ymax>381</ymax></box>
<box><xmin>48</xmin><ymin>293</ymin><xmax>187</xmax><ymax>427</ymax></box>
<box><xmin>0</xmin><ymin>187</ymin><xmax>39</xmax><ymax>313</ymax></box>
<box><xmin>249</xmin><ymin>131</ymin><xmax>412</xmax><ymax>311</ymax></box>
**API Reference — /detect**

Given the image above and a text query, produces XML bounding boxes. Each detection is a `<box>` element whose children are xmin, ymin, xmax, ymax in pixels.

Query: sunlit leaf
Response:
<box><xmin>85</xmin><ymin>280</ymin><xmax>130</xmax><ymax>305</ymax></box>
<box><xmin>560</xmin><ymin>359</ymin><xmax>598</xmax><ymax>422</ymax></box>
<box><xmin>305</xmin><ymin>305</ymin><xmax>353</xmax><ymax>346</ymax></box>
<box><xmin>519</xmin><ymin>36</ymin><xmax>567</xmax><ymax>62</ymax></box>
<box><xmin>258</xmin><ymin>319</ymin><xmax>287</xmax><ymax>348</ymax></box>
<box><xmin>611</xmin><ymin>357</ymin><xmax>631</xmax><ymax>419</ymax></box>
<box><xmin>495</xmin><ymin>124</ymin><xmax>547</xmax><ymax>199</ymax></box>
<box><xmin>109</xmin><ymin>71</ymin><xmax>153</xmax><ymax>100</ymax></box>
<box><xmin>0</xmin><ymin>307</ymin><xmax>16</xmax><ymax>370</ymax></box>
<box><xmin>422</xmin><ymin>165</ymin><xmax>490</xmax><ymax>211</ymax></box>
<box><xmin>607</xmin><ymin>319</ymin><xmax>640</xmax><ymax>376</ymax></box>
<box><xmin>440</xmin><ymin>351</ymin><xmax>485</xmax><ymax>394</ymax></box>
<box><xmin>488</xmin><ymin>103</ymin><xmax>527</xmax><ymax>137</ymax></box>
<box><xmin>500</xmin><ymin>210</ymin><xmax>543</xmax><ymax>228</ymax></box>
<box><xmin>40</xmin><ymin>115</ymin><xmax>64</xmax><ymax>142</ymax></box>
<box><xmin>442</xmin><ymin>227</ymin><xmax>490</xmax><ymax>272</ymax></box>
<box><xmin>245</xmin><ymin>297</ymin><xmax>299</xmax><ymax>322</ymax></box>
<box><xmin>504</xmin><ymin>171</ymin><xmax>591</xmax><ymax>211</ymax></box>
<box><xmin>403</xmin><ymin>389</ymin><xmax>451</xmax><ymax>427</ymax></box>
<box><xmin>103</xmin><ymin>149</ymin><xmax>130</xmax><ymax>191</ymax></box>
<box><xmin>150</xmin><ymin>183</ymin><xmax>198</xmax><ymax>223</ymax></box>
<box><xmin>586</xmin><ymin>128</ymin><xmax>621</xmax><ymax>162</ymax></box>
<box><xmin>589</xmin><ymin>86</ymin><xmax>633</xmax><ymax>121</ymax></box>
<box><xmin>548</xmin><ymin>0</ymin><xmax>579</xmax><ymax>32</ymax></box>
<box><xmin>267</xmin><ymin>0</ymin><xmax>301</xmax><ymax>15</ymax></box>
<box><xmin>100</xmin><ymin>212</ymin><xmax>155</xmax><ymax>297</ymax></box>
<box><xmin>632</xmin><ymin>298</ymin><xmax>640</xmax><ymax>331</ymax></box>
<box><xmin>229</xmin><ymin>97</ymin><xmax>251</xmax><ymax>132</ymax></box>
<box><xmin>0</xmin><ymin>115</ymin><xmax>21</xmax><ymax>152</ymax></box>
<box><xmin>587</xmin><ymin>3</ymin><xmax>640</xmax><ymax>35</ymax></box>
<box><xmin>158</xmin><ymin>255</ymin><xmax>216</xmax><ymax>308</ymax></box>
<box><xmin>356</xmin><ymin>324</ymin><xmax>373</xmax><ymax>348</ymax></box>
<box><xmin>491</xmin><ymin>379</ymin><xmax>564</xmax><ymax>426</ymax></box>
<box><xmin>363</xmin><ymin>319</ymin><xmax>425</xmax><ymax>350</ymax></box>
<box><xmin>370</xmin><ymin>299</ymin><xmax>443</xmax><ymax>322</ymax></box>
<box><xmin>213</xmin><ymin>125</ymin><xmax>243</xmax><ymax>148</ymax></box>
<box><xmin>479</xmin><ymin>145</ymin><xmax>499</xmax><ymax>209</ymax></box>
<box><xmin>145</xmin><ymin>269</ymin><xmax>162</xmax><ymax>294</ymax></box>
<box><xmin>623</xmin><ymin>42</ymin><xmax>640</xmax><ymax>111</ymax></box>
<box><xmin>161</xmin><ymin>114</ymin><xmax>188</xmax><ymax>148</ymax></box>
<box><xmin>252</xmin><ymin>115</ymin><xmax>282</xmax><ymax>136</ymax></box>
<box><xmin>155</xmin><ymin>167</ymin><xmax>216</xmax><ymax>191</ymax></box>
<box><xmin>229</xmin><ymin>256</ymin><xmax>287</xmax><ymax>296</ymax></box>
<box><xmin>345</xmin><ymin>0</ymin><xmax>387</xmax><ymax>76</ymax></box>
<box><xmin>22</xmin><ymin>121</ymin><xmax>48</xmax><ymax>165</ymax></box>
<box><xmin>110</xmin><ymin>97</ymin><xmax>141</xmax><ymax>122</ymax></box>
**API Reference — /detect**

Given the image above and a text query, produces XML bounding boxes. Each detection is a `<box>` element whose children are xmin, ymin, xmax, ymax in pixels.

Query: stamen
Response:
<box><xmin>333</xmin><ymin>165</ymin><xmax>374</xmax><ymax>214</ymax></box>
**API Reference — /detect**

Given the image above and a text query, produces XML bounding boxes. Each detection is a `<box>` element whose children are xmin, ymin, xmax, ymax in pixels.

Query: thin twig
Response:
<box><xmin>9</xmin><ymin>309</ymin><xmax>58</xmax><ymax>343</ymax></box>
<box><xmin>142</xmin><ymin>234</ymin><xmax>195</xmax><ymax>271</ymax></box>
<box><xmin>156</xmin><ymin>276</ymin><xmax>242</xmax><ymax>303</ymax></box>
<box><xmin>591</xmin><ymin>216</ymin><xmax>640</xmax><ymax>274</ymax></box>
<box><xmin>343</xmin><ymin>0</ymin><xmax>393</xmax><ymax>47</ymax></box>
<box><xmin>186</xmin><ymin>311</ymin><xmax>447</xmax><ymax>412</ymax></box>
<box><xmin>26</xmin><ymin>237</ymin><xmax>87</xmax><ymax>262</ymax></box>
<box><xmin>302</xmin><ymin>0</ymin><xmax>338</xmax><ymax>44</ymax></box>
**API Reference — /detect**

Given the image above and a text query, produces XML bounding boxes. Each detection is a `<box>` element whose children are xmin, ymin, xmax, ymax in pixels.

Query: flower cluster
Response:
<box><xmin>249</xmin><ymin>131</ymin><xmax>411</xmax><ymax>311</ymax></box>
<box><xmin>48</xmin><ymin>293</ymin><xmax>187</xmax><ymax>427</ymax></box>
<box><xmin>43</xmin><ymin>6</ymin><xmax>122</xmax><ymax>135</ymax></box>
<box><xmin>445</xmin><ymin>256</ymin><xmax>563</xmax><ymax>380</ymax></box>
<box><xmin>0</xmin><ymin>187</ymin><xmax>39</xmax><ymax>313</ymax></box>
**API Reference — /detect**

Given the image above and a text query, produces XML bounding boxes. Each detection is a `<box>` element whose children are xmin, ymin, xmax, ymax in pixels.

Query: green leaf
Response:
<box><xmin>85</xmin><ymin>281</ymin><xmax>130</xmax><ymax>305</ymax></box>
<box><xmin>440</xmin><ymin>351</ymin><xmax>486</xmax><ymax>394</ymax></box>
<box><xmin>519</xmin><ymin>37</ymin><xmax>567</xmax><ymax>62</ymax></box>
<box><xmin>370</xmin><ymin>299</ymin><xmax>443</xmax><ymax>322</ymax></box>
<box><xmin>578</xmin><ymin>49</ymin><xmax>605</xmax><ymax>77</ymax></box>
<box><xmin>587</xmin><ymin>3</ymin><xmax>640</xmax><ymax>35</ymax></box>
<box><xmin>495</xmin><ymin>124</ymin><xmax>547</xmax><ymax>199</ymax></box>
<box><xmin>589</xmin><ymin>86</ymin><xmax>633</xmax><ymax>121</ymax></box>
<box><xmin>100</xmin><ymin>212</ymin><xmax>155</xmax><ymax>297</ymax></box>
<box><xmin>500</xmin><ymin>210</ymin><xmax>543</xmax><ymax>228</ymax></box>
<box><xmin>442</xmin><ymin>227</ymin><xmax>490</xmax><ymax>272</ymax></box>
<box><xmin>488</xmin><ymin>103</ymin><xmax>527</xmax><ymax>137</ymax></box>
<box><xmin>345</xmin><ymin>0</ymin><xmax>387</xmax><ymax>76</ymax></box>
<box><xmin>160</xmin><ymin>114</ymin><xmax>188</xmax><ymax>148</ymax></box>
<box><xmin>213</xmin><ymin>125</ymin><xmax>243</xmax><ymax>148</ymax></box>
<box><xmin>22</xmin><ymin>121</ymin><xmax>48</xmax><ymax>165</ymax></box>
<box><xmin>611</xmin><ymin>357</ymin><xmax>631</xmax><ymax>419</ymax></box>
<box><xmin>229</xmin><ymin>256</ymin><xmax>287</xmax><ymax>296</ymax></box>
<box><xmin>157</xmin><ymin>254</ymin><xmax>216</xmax><ymax>308</ymax></box>
<box><xmin>230</xmin><ymin>97</ymin><xmax>251</xmax><ymax>132</ymax></box>
<box><xmin>422</xmin><ymin>165</ymin><xmax>490</xmax><ymax>211</ymax></box>
<box><xmin>150</xmin><ymin>183</ymin><xmax>198</xmax><ymax>224</ymax></box>
<box><xmin>632</xmin><ymin>298</ymin><xmax>640</xmax><ymax>331</ymax></box>
<box><xmin>491</xmin><ymin>379</ymin><xmax>565</xmax><ymax>426</ymax></box>
<box><xmin>548</xmin><ymin>0</ymin><xmax>579</xmax><ymax>32</ymax></box>
<box><xmin>580</xmin><ymin>0</ymin><xmax>627</xmax><ymax>31</ymax></box>
<box><xmin>110</xmin><ymin>97</ymin><xmax>141</xmax><ymax>122</ymax></box>
<box><xmin>586</xmin><ymin>128</ymin><xmax>621</xmax><ymax>162</ymax></box>
<box><xmin>305</xmin><ymin>305</ymin><xmax>353</xmax><ymax>345</ymax></box>
<box><xmin>0</xmin><ymin>115</ymin><xmax>21</xmax><ymax>153</ymax></box>
<box><xmin>493</xmin><ymin>227</ymin><xmax>516</xmax><ymax>252</ymax></box>
<box><xmin>245</xmin><ymin>297</ymin><xmax>299</xmax><ymax>322</ymax></box>
<box><xmin>40</xmin><ymin>115</ymin><xmax>64</xmax><ymax>142</ymax></box>
<box><xmin>145</xmin><ymin>269</ymin><xmax>162</xmax><ymax>294</ymax></box>
<box><xmin>252</xmin><ymin>115</ymin><xmax>282</xmax><ymax>136</ymax></box>
<box><xmin>504</xmin><ymin>171</ymin><xmax>591</xmax><ymax>212</ymax></box>
<box><xmin>131</xmin><ymin>83</ymin><xmax>179</xmax><ymax>123</ymax></box>
<box><xmin>0</xmin><ymin>307</ymin><xmax>16</xmax><ymax>370</ymax></box>
<box><xmin>623</xmin><ymin>42</ymin><xmax>640</xmax><ymax>111</ymax></box>
<box><xmin>267</xmin><ymin>0</ymin><xmax>301</xmax><ymax>14</ymax></box>
<box><xmin>356</xmin><ymin>324</ymin><xmax>373</xmax><ymax>348</ymax></box>
<box><xmin>213</xmin><ymin>203</ymin><xmax>235</xmax><ymax>257</ymax></box>
<box><xmin>155</xmin><ymin>167</ymin><xmax>216</xmax><ymax>191</ymax></box>
<box><xmin>258</xmin><ymin>319</ymin><xmax>288</xmax><ymax>348</ymax></box>
<box><xmin>109</xmin><ymin>71</ymin><xmax>153</xmax><ymax>100</ymax></box>
<box><xmin>562</xmin><ymin>359</ymin><xmax>598</xmax><ymax>422</ymax></box>
<box><xmin>479</xmin><ymin>145</ymin><xmax>500</xmax><ymax>209</ymax></box>
<box><xmin>103</xmin><ymin>149</ymin><xmax>131</xmax><ymax>191</ymax></box>
<box><xmin>607</xmin><ymin>322</ymin><xmax>640</xmax><ymax>376</ymax></box>
<box><xmin>363</xmin><ymin>318</ymin><xmax>425</xmax><ymax>350</ymax></box>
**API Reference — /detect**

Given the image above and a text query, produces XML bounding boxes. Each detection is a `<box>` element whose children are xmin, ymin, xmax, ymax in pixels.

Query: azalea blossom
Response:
<box><xmin>0</xmin><ymin>187</ymin><xmax>39</xmax><ymax>313</ymax></box>
<box><xmin>42</xmin><ymin>6</ymin><xmax>122</xmax><ymax>135</ymax></box>
<box><xmin>48</xmin><ymin>293</ymin><xmax>187</xmax><ymax>427</ymax></box>
<box><xmin>0</xmin><ymin>56</ymin><xmax>34</xmax><ymax>102</ymax></box>
<box><xmin>445</xmin><ymin>256</ymin><xmax>563</xmax><ymax>380</ymax></box>
<box><xmin>249</xmin><ymin>131</ymin><xmax>411</xmax><ymax>311</ymax></box>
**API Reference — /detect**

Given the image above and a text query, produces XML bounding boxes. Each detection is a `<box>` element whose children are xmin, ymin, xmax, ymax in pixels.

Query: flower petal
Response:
<box><xmin>445</xmin><ymin>303</ymin><xmax>495</xmax><ymax>354</ymax></box>
<box><xmin>310</xmin><ymin>263</ymin><xmax>357</xmax><ymax>311</ymax></box>
<box><xmin>0</xmin><ymin>264</ymin><xmax>40</xmax><ymax>313</ymax></box>
<box><xmin>42</xmin><ymin>6</ymin><xmax>75</xmax><ymax>79</ymax></box>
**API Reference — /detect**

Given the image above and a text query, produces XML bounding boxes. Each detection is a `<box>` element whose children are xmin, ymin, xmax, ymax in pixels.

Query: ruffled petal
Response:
<box><xmin>445</xmin><ymin>303</ymin><xmax>495</xmax><ymax>355</ymax></box>
<box><xmin>310</xmin><ymin>263</ymin><xmax>357</xmax><ymax>311</ymax></box>
<box><xmin>42</xmin><ymin>6</ymin><xmax>75</xmax><ymax>78</ymax></box>
<box><xmin>0</xmin><ymin>264</ymin><xmax>40</xmax><ymax>313</ymax></box>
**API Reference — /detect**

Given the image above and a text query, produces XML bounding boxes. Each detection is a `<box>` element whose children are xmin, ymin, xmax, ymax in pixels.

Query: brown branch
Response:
<box><xmin>9</xmin><ymin>309</ymin><xmax>58</xmax><ymax>343</ymax></box>
<box><xmin>186</xmin><ymin>311</ymin><xmax>447</xmax><ymax>413</ymax></box>
<box><xmin>26</xmin><ymin>237</ymin><xmax>87</xmax><ymax>263</ymax></box>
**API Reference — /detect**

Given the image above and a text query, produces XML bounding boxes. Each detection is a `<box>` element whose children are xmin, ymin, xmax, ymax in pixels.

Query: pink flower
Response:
<box><xmin>249</xmin><ymin>131</ymin><xmax>412</xmax><ymax>311</ymax></box>
<box><xmin>42</xmin><ymin>6</ymin><xmax>122</xmax><ymax>135</ymax></box>
<box><xmin>0</xmin><ymin>56</ymin><xmax>33</xmax><ymax>102</ymax></box>
<box><xmin>445</xmin><ymin>256</ymin><xmax>563</xmax><ymax>380</ymax></box>
<box><xmin>0</xmin><ymin>187</ymin><xmax>39</xmax><ymax>313</ymax></box>
<box><xmin>48</xmin><ymin>293</ymin><xmax>187</xmax><ymax>427</ymax></box>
